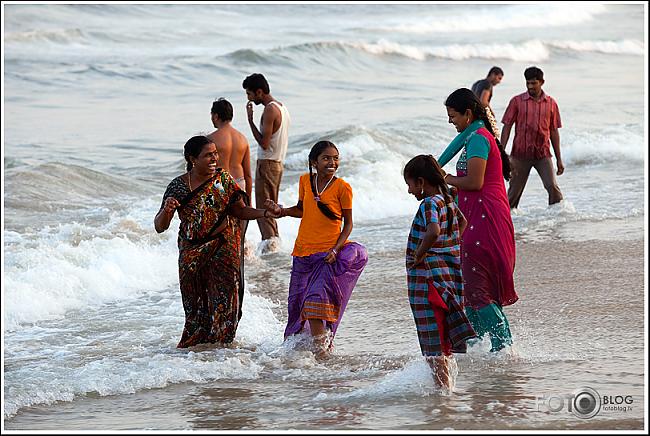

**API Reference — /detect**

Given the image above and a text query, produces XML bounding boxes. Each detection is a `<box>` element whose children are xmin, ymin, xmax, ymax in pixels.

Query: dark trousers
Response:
<box><xmin>507</xmin><ymin>156</ymin><xmax>563</xmax><ymax>209</ymax></box>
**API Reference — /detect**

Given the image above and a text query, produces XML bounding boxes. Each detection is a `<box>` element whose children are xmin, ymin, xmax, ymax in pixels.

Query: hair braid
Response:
<box><xmin>308</xmin><ymin>141</ymin><xmax>341</xmax><ymax>221</ymax></box>
<box><xmin>477</xmin><ymin>105</ymin><xmax>511</xmax><ymax>181</ymax></box>
<box><xmin>404</xmin><ymin>154</ymin><xmax>455</xmax><ymax>236</ymax></box>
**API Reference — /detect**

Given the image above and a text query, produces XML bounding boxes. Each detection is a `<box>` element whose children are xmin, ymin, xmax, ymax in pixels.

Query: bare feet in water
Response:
<box><xmin>427</xmin><ymin>355</ymin><xmax>456</xmax><ymax>391</ymax></box>
<box><xmin>312</xmin><ymin>332</ymin><xmax>332</xmax><ymax>361</ymax></box>
<box><xmin>259</xmin><ymin>237</ymin><xmax>281</xmax><ymax>255</ymax></box>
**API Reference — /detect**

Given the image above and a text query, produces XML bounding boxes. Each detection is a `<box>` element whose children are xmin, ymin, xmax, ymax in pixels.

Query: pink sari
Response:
<box><xmin>456</xmin><ymin>128</ymin><xmax>518</xmax><ymax>310</ymax></box>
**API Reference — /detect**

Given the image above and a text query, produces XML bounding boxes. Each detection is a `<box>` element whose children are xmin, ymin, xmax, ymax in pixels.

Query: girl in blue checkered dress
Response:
<box><xmin>404</xmin><ymin>155</ymin><xmax>476</xmax><ymax>390</ymax></box>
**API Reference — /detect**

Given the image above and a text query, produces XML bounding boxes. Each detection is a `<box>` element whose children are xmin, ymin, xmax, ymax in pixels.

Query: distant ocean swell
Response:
<box><xmin>5</xmin><ymin>26</ymin><xmax>642</xmax><ymax>63</ymax></box>
<box><xmin>373</xmin><ymin>3</ymin><xmax>607</xmax><ymax>34</ymax></box>
<box><xmin>3</xmin><ymin>3</ymin><xmax>608</xmax><ymax>45</ymax></box>
<box><xmin>161</xmin><ymin>39</ymin><xmax>648</xmax><ymax>65</ymax></box>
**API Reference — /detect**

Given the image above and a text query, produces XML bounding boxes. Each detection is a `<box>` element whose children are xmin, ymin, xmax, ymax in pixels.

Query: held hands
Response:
<box><xmin>246</xmin><ymin>101</ymin><xmax>254</xmax><ymax>121</ymax></box>
<box><xmin>263</xmin><ymin>199</ymin><xmax>282</xmax><ymax>218</ymax></box>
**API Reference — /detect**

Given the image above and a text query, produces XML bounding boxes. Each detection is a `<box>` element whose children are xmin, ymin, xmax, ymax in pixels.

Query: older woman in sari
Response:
<box><xmin>437</xmin><ymin>88</ymin><xmax>518</xmax><ymax>353</ymax></box>
<box><xmin>154</xmin><ymin>135</ymin><xmax>274</xmax><ymax>348</ymax></box>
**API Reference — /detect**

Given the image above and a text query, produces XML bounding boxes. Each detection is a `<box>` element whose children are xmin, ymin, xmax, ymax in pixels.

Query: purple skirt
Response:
<box><xmin>284</xmin><ymin>242</ymin><xmax>368</xmax><ymax>340</ymax></box>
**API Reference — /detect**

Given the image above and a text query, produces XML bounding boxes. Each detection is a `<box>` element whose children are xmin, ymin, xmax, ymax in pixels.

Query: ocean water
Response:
<box><xmin>2</xmin><ymin>3</ymin><xmax>646</xmax><ymax>431</ymax></box>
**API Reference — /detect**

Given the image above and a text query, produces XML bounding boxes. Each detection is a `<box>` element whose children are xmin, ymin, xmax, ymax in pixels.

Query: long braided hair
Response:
<box><xmin>444</xmin><ymin>88</ymin><xmax>511</xmax><ymax>181</ymax></box>
<box><xmin>403</xmin><ymin>154</ymin><xmax>455</xmax><ymax>236</ymax></box>
<box><xmin>308</xmin><ymin>140</ymin><xmax>340</xmax><ymax>221</ymax></box>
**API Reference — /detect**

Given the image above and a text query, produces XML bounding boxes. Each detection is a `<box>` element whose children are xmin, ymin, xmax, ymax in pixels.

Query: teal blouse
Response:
<box><xmin>437</xmin><ymin>120</ymin><xmax>488</xmax><ymax>167</ymax></box>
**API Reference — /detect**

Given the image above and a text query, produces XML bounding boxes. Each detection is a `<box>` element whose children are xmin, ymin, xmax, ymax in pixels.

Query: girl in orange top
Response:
<box><xmin>265</xmin><ymin>141</ymin><xmax>368</xmax><ymax>359</ymax></box>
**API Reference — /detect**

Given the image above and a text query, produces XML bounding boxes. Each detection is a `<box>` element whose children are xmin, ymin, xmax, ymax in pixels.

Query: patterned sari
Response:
<box><xmin>166</xmin><ymin>169</ymin><xmax>246</xmax><ymax>348</ymax></box>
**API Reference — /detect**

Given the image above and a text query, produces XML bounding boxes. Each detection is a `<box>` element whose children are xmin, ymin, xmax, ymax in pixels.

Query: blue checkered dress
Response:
<box><xmin>406</xmin><ymin>194</ymin><xmax>476</xmax><ymax>356</ymax></box>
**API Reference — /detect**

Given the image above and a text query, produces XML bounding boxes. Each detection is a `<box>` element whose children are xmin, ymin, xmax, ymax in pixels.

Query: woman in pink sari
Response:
<box><xmin>437</xmin><ymin>88</ymin><xmax>518</xmax><ymax>352</ymax></box>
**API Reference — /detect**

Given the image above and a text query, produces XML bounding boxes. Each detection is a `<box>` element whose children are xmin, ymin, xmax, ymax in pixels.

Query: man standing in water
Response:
<box><xmin>207</xmin><ymin>97</ymin><xmax>253</xmax><ymax>320</ymax></box>
<box><xmin>243</xmin><ymin>73</ymin><xmax>291</xmax><ymax>253</ymax></box>
<box><xmin>208</xmin><ymin>98</ymin><xmax>252</xmax><ymax>201</ymax></box>
<box><xmin>501</xmin><ymin>66</ymin><xmax>564</xmax><ymax>209</ymax></box>
<box><xmin>471</xmin><ymin>66</ymin><xmax>504</xmax><ymax>139</ymax></box>
<box><xmin>471</xmin><ymin>66</ymin><xmax>504</xmax><ymax>110</ymax></box>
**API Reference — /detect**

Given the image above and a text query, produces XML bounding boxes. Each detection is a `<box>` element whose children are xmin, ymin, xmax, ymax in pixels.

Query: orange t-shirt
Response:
<box><xmin>292</xmin><ymin>173</ymin><xmax>353</xmax><ymax>257</ymax></box>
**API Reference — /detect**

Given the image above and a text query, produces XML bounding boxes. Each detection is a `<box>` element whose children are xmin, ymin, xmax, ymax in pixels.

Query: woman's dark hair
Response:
<box><xmin>444</xmin><ymin>88</ymin><xmax>511</xmax><ymax>181</ymax></box>
<box><xmin>184</xmin><ymin>135</ymin><xmax>211</xmax><ymax>172</ymax></box>
<box><xmin>404</xmin><ymin>154</ymin><xmax>455</xmax><ymax>236</ymax></box>
<box><xmin>308</xmin><ymin>140</ymin><xmax>340</xmax><ymax>221</ymax></box>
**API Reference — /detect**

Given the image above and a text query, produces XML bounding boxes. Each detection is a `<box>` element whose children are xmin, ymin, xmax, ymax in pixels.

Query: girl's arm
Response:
<box><xmin>278</xmin><ymin>202</ymin><xmax>303</xmax><ymax>219</ymax></box>
<box><xmin>413</xmin><ymin>222</ymin><xmax>441</xmax><ymax>266</ymax></box>
<box><xmin>324</xmin><ymin>209</ymin><xmax>353</xmax><ymax>264</ymax></box>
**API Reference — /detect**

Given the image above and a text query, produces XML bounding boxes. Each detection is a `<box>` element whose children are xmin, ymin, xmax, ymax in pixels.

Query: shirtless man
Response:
<box><xmin>207</xmin><ymin>98</ymin><xmax>252</xmax><ymax>201</ymax></box>
<box><xmin>207</xmin><ymin>98</ymin><xmax>253</xmax><ymax>319</ymax></box>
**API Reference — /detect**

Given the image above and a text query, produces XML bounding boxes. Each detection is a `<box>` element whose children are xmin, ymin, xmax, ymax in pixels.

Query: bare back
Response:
<box><xmin>208</xmin><ymin>124</ymin><xmax>252</xmax><ymax>195</ymax></box>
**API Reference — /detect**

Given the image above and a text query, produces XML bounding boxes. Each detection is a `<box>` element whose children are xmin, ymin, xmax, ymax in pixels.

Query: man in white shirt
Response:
<box><xmin>242</xmin><ymin>73</ymin><xmax>291</xmax><ymax>249</ymax></box>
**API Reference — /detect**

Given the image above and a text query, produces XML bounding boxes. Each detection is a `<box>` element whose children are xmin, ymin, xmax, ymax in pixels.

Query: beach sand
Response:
<box><xmin>4</xmin><ymin>235</ymin><xmax>646</xmax><ymax>431</ymax></box>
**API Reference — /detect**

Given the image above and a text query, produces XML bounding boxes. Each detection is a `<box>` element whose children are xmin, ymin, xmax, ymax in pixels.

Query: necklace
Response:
<box><xmin>188</xmin><ymin>171</ymin><xmax>193</xmax><ymax>191</ymax></box>
<box><xmin>314</xmin><ymin>174</ymin><xmax>334</xmax><ymax>201</ymax></box>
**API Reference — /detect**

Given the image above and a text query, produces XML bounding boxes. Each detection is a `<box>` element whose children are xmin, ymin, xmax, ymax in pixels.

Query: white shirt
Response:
<box><xmin>258</xmin><ymin>101</ymin><xmax>290</xmax><ymax>162</ymax></box>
